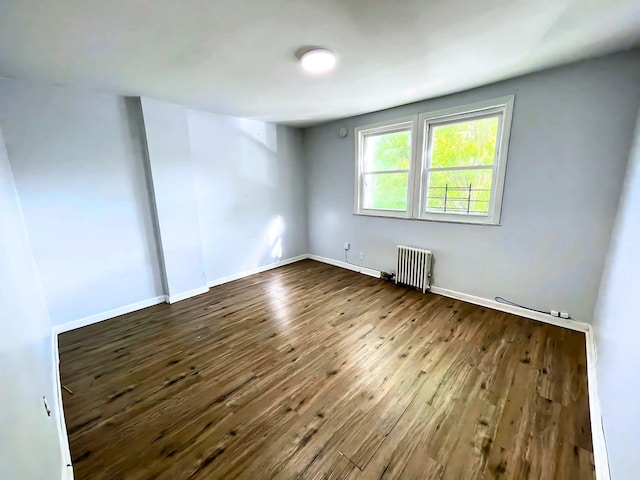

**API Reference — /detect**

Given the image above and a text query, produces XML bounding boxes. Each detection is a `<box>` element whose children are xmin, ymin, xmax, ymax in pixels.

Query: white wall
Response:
<box><xmin>0</xmin><ymin>128</ymin><xmax>63</xmax><ymax>479</ymax></box>
<box><xmin>140</xmin><ymin>97</ymin><xmax>208</xmax><ymax>299</ymax></box>
<box><xmin>593</xmin><ymin>110</ymin><xmax>640</xmax><ymax>479</ymax></box>
<box><xmin>187</xmin><ymin>110</ymin><xmax>308</xmax><ymax>281</ymax></box>
<box><xmin>0</xmin><ymin>80</ymin><xmax>164</xmax><ymax>326</ymax></box>
<box><xmin>304</xmin><ymin>50</ymin><xmax>640</xmax><ymax>322</ymax></box>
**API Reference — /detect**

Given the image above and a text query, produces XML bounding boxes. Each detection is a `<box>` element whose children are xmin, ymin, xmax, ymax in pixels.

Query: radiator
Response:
<box><xmin>396</xmin><ymin>245</ymin><xmax>432</xmax><ymax>293</ymax></box>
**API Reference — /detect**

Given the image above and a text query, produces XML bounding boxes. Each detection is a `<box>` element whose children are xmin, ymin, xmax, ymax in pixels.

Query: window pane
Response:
<box><xmin>363</xmin><ymin>172</ymin><xmax>408</xmax><ymax>211</ymax></box>
<box><xmin>364</xmin><ymin>130</ymin><xmax>411</xmax><ymax>172</ymax></box>
<box><xmin>430</xmin><ymin>116</ymin><xmax>499</xmax><ymax>168</ymax></box>
<box><xmin>426</xmin><ymin>169</ymin><xmax>493</xmax><ymax>215</ymax></box>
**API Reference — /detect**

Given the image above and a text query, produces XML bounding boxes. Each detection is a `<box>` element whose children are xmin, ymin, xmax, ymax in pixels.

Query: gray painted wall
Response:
<box><xmin>140</xmin><ymin>97</ymin><xmax>208</xmax><ymax>298</ymax></box>
<box><xmin>304</xmin><ymin>50</ymin><xmax>640</xmax><ymax>322</ymax></box>
<box><xmin>0</xmin><ymin>128</ymin><xmax>62</xmax><ymax>479</ymax></box>
<box><xmin>187</xmin><ymin>110</ymin><xmax>308</xmax><ymax>281</ymax></box>
<box><xmin>0</xmin><ymin>80</ymin><xmax>164</xmax><ymax>326</ymax></box>
<box><xmin>0</xmin><ymin>79</ymin><xmax>308</xmax><ymax>327</ymax></box>
<box><xmin>594</xmin><ymin>111</ymin><xmax>640</xmax><ymax>479</ymax></box>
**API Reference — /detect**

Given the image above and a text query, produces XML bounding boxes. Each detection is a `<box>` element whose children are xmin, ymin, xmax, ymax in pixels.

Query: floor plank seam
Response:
<box><xmin>337</xmin><ymin>450</ymin><xmax>363</xmax><ymax>471</ymax></box>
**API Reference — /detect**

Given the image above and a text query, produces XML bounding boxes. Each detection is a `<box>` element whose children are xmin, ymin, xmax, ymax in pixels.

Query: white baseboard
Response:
<box><xmin>166</xmin><ymin>286</ymin><xmax>209</xmax><ymax>304</ymax></box>
<box><xmin>52</xmin><ymin>295</ymin><xmax>166</xmax><ymax>335</ymax></box>
<box><xmin>585</xmin><ymin>328</ymin><xmax>610</xmax><ymax>480</ymax></box>
<box><xmin>305</xmin><ymin>255</ymin><xmax>590</xmax><ymax>332</ymax></box>
<box><xmin>51</xmin><ymin>332</ymin><xmax>74</xmax><ymax>480</ymax></box>
<box><xmin>206</xmin><ymin>255</ymin><xmax>309</xmax><ymax>288</ymax></box>
<box><xmin>53</xmin><ymin>256</ymin><xmax>310</xmax><ymax>334</ymax></box>
<box><xmin>306</xmin><ymin>254</ymin><xmax>381</xmax><ymax>278</ymax></box>
<box><xmin>429</xmin><ymin>286</ymin><xmax>590</xmax><ymax>333</ymax></box>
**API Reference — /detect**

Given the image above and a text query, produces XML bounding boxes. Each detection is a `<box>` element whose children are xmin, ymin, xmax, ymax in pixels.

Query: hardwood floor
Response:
<box><xmin>59</xmin><ymin>259</ymin><xmax>594</xmax><ymax>479</ymax></box>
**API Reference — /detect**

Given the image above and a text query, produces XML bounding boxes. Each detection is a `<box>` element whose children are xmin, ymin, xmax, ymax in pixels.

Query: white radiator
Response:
<box><xmin>396</xmin><ymin>245</ymin><xmax>432</xmax><ymax>293</ymax></box>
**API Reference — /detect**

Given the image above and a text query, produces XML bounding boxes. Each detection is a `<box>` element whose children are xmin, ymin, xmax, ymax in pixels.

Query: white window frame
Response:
<box><xmin>416</xmin><ymin>95</ymin><xmax>514</xmax><ymax>225</ymax></box>
<box><xmin>354</xmin><ymin>95</ymin><xmax>514</xmax><ymax>225</ymax></box>
<box><xmin>353</xmin><ymin>116</ymin><xmax>418</xmax><ymax>219</ymax></box>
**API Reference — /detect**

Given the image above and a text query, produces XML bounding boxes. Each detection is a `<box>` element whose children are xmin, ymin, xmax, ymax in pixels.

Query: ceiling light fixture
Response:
<box><xmin>300</xmin><ymin>48</ymin><xmax>336</xmax><ymax>74</ymax></box>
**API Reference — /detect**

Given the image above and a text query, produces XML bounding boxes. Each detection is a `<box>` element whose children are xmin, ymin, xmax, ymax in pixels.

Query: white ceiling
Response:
<box><xmin>0</xmin><ymin>0</ymin><xmax>639</xmax><ymax>126</ymax></box>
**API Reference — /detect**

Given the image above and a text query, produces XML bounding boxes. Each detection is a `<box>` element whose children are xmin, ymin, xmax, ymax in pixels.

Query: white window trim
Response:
<box><xmin>353</xmin><ymin>95</ymin><xmax>515</xmax><ymax>226</ymax></box>
<box><xmin>415</xmin><ymin>95</ymin><xmax>514</xmax><ymax>225</ymax></box>
<box><xmin>353</xmin><ymin>116</ymin><xmax>418</xmax><ymax>219</ymax></box>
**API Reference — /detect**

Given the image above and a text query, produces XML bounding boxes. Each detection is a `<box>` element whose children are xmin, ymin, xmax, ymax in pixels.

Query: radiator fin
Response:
<box><xmin>395</xmin><ymin>245</ymin><xmax>432</xmax><ymax>294</ymax></box>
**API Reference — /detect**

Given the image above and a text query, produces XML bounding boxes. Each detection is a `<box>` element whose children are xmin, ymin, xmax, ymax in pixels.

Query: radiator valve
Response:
<box><xmin>380</xmin><ymin>271</ymin><xmax>395</xmax><ymax>282</ymax></box>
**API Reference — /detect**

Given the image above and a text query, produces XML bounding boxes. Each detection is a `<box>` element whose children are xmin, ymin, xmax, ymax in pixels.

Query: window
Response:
<box><xmin>354</xmin><ymin>117</ymin><xmax>416</xmax><ymax>218</ymax></box>
<box><xmin>354</xmin><ymin>96</ymin><xmax>514</xmax><ymax>225</ymax></box>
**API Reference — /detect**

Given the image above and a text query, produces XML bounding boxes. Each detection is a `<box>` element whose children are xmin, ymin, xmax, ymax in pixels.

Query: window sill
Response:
<box><xmin>353</xmin><ymin>211</ymin><xmax>501</xmax><ymax>226</ymax></box>
<box><xmin>354</xmin><ymin>209</ymin><xmax>411</xmax><ymax>220</ymax></box>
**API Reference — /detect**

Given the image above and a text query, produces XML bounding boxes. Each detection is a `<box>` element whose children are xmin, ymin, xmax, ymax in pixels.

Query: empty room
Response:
<box><xmin>1</xmin><ymin>1</ymin><xmax>640</xmax><ymax>479</ymax></box>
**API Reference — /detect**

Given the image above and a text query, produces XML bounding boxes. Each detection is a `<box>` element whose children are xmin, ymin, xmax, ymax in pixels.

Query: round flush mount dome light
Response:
<box><xmin>300</xmin><ymin>48</ymin><xmax>336</xmax><ymax>74</ymax></box>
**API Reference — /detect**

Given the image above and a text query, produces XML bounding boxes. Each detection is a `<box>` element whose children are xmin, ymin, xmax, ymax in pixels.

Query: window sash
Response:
<box><xmin>426</xmin><ymin>164</ymin><xmax>495</xmax><ymax>172</ymax></box>
<box><xmin>354</xmin><ymin>116</ymin><xmax>417</xmax><ymax>217</ymax></box>
<box><xmin>421</xmin><ymin>111</ymin><xmax>502</xmax><ymax>218</ymax></box>
<box><xmin>360</xmin><ymin>168</ymin><xmax>410</xmax><ymax>175</ymax></box>
<box><xmin>416</xmin><ymin>100</ymin><xmax>512</xmax><ymax>224</ymax></box>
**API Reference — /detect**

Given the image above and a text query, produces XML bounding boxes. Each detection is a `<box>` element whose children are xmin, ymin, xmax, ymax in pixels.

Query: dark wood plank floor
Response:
<box><xmin>59</xmin><ymin>259</ymin><xmax>594</xmax><ymax>479</ymax></box>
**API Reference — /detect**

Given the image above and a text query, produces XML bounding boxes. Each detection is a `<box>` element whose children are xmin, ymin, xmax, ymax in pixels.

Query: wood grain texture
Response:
<box><xmin>59</xmin><ymin>259</ymin><xmax>594</xmax><ymax>479</ymax></box>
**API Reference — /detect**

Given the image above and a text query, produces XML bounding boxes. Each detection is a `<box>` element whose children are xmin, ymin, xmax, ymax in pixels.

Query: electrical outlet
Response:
<box><xmin>344</xmin><ymin>242</ymin><xmax>350</xmax><ymax>250</ymax></box>
<box><xmin>550</xmin><ymin>310</ymin><xmax>560</xmax><ymax>317</ymax></box>
<box><xmin>359</xmin><ymin>252</ymin><xmax>364</xmax><ymax>260</ymax></box>
<box><xmin>560</xmin><ymin>312</ymin><xmax>570</xmax><ymax>319</ymax></box>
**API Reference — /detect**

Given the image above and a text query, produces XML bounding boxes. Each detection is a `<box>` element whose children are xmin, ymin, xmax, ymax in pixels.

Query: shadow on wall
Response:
<box><xmin>221</xmin><ymin>121</ymin><xmax>286</xmax><ymax>266</ymax></box>
<box><xmin>229</xmin><ymin>214</ymin><xmax>285</xmax><ymax>273</ymax></box>
<box><xmin>188</xmin><ymin>109</ymin><xmax>305</xmax><ymax>281</ymax></box>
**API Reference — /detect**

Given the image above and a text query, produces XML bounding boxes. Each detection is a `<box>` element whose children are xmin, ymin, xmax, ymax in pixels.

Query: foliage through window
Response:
<box><xmin>362</xmin><ymin>128</ymin><xmax>411</xmax><ymax>211</ymax></box>
<box><xmin>354</xmin><ymin>97</ymin><xmax>514</xmax><ymax>224</ymax></box>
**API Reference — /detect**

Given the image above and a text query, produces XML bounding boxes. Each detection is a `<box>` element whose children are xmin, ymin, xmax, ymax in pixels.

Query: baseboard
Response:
<box><xmin>51</xmin><ymin>332</ymin><xmax>74</xmax><ymax>480</ymax></box>
<box><xmin>306</xmin><ymin>254</ymin><xmax>381</xmax><ymax>278</ymax></box>
<box><xmin>585</xmin><ymin>328</ymin><xmax>610</xmax><ymax>480</ymax></box>
<box><xmin>304</xmin><ymin>256</ymin><xmax>590</xmax><ymax>333</ymax></box>
<box><xmin>166</xmin><ymin>286</ymin><xmax>209</xmax><ymax>304</ymax></box>
<box><xmin>206</xmin><ymin>255</ymin><xmax>309</xmax><ymax>288</ymax></box>
<box><xmin>429</xmin><ymin>286</ymin><xmax>590</xmax><ymax>333</ymax></box>
<box><xmin>52</xmin><ymin>295</ymin><xmax>166</xmax><ymax>335</ymax></box>
<box><xmin>53</xmin><ymin>257</ymin><xmax>310</xmax><ymax>333</ymax></box>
